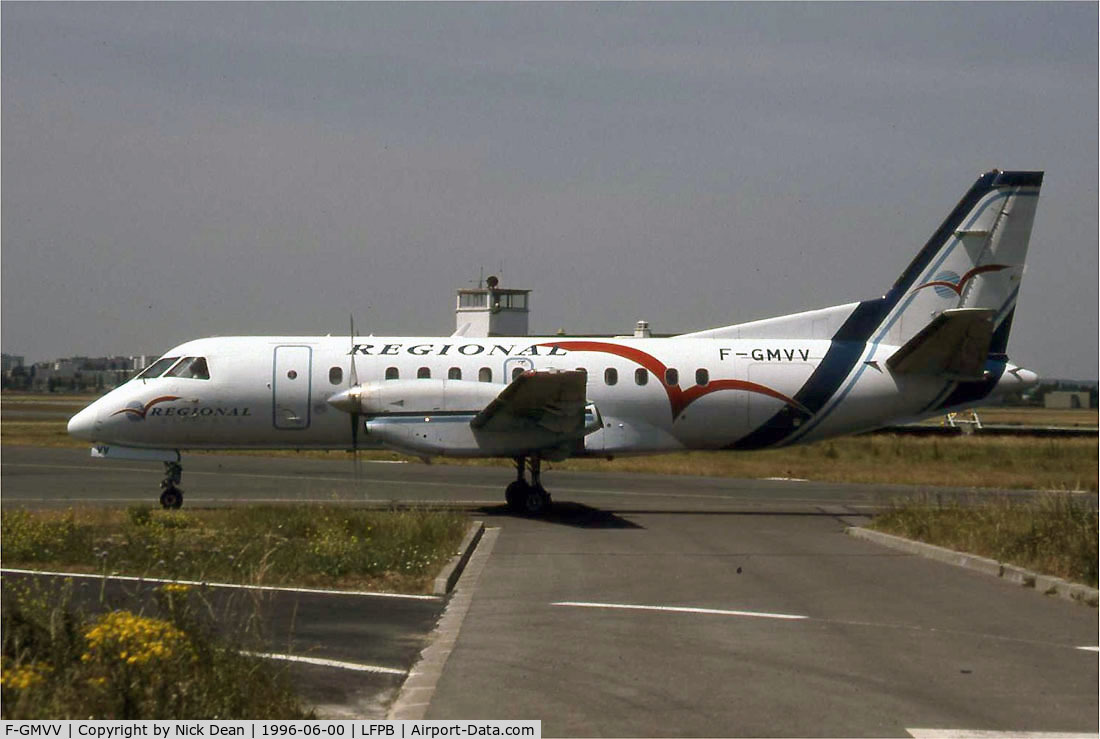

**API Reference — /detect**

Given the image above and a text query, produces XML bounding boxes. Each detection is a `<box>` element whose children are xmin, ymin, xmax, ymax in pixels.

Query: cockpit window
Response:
<box><xmin>165</xmin><ymin>357</ymin><xmax>210</xmax><ymax>380</ymax></box>
<box><xmin>134</xmin><ymin>357</ymin><xmax>180</xmax><ymax>381</ymax></box>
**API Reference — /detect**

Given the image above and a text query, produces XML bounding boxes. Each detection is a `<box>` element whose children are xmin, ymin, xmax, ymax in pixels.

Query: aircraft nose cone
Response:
<box><xmin>327</xmin><ymin>388</ymin><xmax>361</xmax><ymax>414</ymax></box>
<box><xmin>67</xmin><ymin>406</ymin><xmax>99</xmax><ymax>441</ymax></box>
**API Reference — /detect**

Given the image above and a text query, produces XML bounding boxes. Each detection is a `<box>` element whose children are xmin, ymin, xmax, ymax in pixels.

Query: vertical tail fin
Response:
<box><xmin>883</xmin><ymin>170</ymin><xmax>1042</xmax><ymax>352</ymax></box>
<box><xmin>729</xmin><ymin>170</ymin><xmax>1042</xmax><ymax>450</ymax></box>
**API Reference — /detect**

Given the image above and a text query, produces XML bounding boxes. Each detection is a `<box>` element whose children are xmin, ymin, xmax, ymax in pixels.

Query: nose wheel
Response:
<box><xmin>505</xmin><ymin>456</ymin><xmax>551</xmax><ymax>516</ymax></box>
<box><xmin>159</xmin><ymin>462</ymin><xmax>184</xmax><ymax>509</ymax></box>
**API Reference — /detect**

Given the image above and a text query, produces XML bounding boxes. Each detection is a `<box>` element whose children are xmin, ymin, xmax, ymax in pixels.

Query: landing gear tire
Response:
<box><xmin>159</xmin><ymin>461</ymin><xmax>184</xmax><ymax>509</ymax></box>
<box><xmin>505</xmin><ymin>480</ymin><xmax>529</xmax><ymax>512</ymax></box>
<box><xmin>159</xmin><ymin>486</ymin><xmax>183</xmax><ymax>510</ymax></box>
<box><xmin>523</xmin><ymin>486</ymin><xmax>551</xmax><ymax>516</ymax></box>
<box><xmin>505</xmin><ymin>455</ymin><xmax>553</xmax><ymax>516</ymax></box>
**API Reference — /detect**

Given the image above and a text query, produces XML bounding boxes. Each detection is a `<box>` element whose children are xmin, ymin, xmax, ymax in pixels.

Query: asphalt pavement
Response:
<box><xmin>2</xmin><ymin>445</ymin><xmax>1096</xmax><ymax>735</ymax></box>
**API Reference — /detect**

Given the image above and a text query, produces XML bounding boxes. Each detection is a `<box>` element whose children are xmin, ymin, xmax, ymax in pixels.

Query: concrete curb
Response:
<box><xmin>433</xmin><ymin>520</ymin><xmax>485</xmax><ymax>596</ymax></box>
<box><xmin>846</xmin><ymin>526</ymin><xmax>1099</xmax><ymax>607</ymax></box>
<box><xmin>389</xmin><ymin>526</ymin><xmax>500</xmax><ymax>720</ymax></box>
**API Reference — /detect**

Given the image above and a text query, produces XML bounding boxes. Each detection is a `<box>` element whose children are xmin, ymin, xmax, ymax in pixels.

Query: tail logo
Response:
<box><xmin>914</xmin><ymin>264</ymin><xmax>1010</xmax><ymax>298</ymax></box>
<box><xmin>111</xmin><ymin>396</ymin><xmax>181</xmax><ymax>422</ymax></box>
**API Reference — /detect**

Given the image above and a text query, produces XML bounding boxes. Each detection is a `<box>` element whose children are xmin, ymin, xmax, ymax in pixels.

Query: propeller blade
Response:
<box><xmin>349</xmin><ymin>314</ymin><xmax>362</xmax><ymax>487</ymax></box>
<box><xmin>349</xmin><ymin>315</ymin><xmax>360</xmax><ymax>387</ymax></box>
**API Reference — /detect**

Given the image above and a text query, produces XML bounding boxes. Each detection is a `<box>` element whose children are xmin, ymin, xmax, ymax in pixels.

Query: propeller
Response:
<box><xmin>349</xmin><ymin>315</ymin><xmax>362</xmax><ymax>486</ymax></box>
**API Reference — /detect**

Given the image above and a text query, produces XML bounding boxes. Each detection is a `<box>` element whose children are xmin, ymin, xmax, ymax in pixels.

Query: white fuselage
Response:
<box><xmin>67</xmin><ymin>334</ymin><xmax>1032</xmax><ymax>456</ymax></box>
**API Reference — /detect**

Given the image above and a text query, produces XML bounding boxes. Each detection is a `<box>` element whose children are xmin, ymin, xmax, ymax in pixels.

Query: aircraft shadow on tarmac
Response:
<box><xmin>476</xmin><ymin>502</ymin><xmax>645</xmax><ymax>529</ymax></box>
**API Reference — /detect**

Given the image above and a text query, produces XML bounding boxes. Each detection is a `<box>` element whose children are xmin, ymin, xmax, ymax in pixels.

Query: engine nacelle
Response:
<box><xmin>328</xmin><ymin>379</ymin><xmax>504</xmax><ymax>417</ymax></box>
<box><xmin>327</xmin><ymin>379</ymin><xmax>602</xmax><ymax>458</ymax></box>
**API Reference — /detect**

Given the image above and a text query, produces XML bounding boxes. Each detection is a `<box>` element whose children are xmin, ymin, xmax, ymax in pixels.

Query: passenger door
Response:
<box><xmin>272</xmin><ymin>345</ymin><xmax>312</xmax><ymax>430</ymax></box>
<box><xmin>503</xmin><ymin>357</ymin><xmax>535</xmax><ymax>383</ymax></box>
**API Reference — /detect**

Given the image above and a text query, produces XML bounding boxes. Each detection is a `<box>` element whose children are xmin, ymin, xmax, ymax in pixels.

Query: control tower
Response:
<box><xmin>455</xmin><ymin>275</ymin><xmax>530</xmax><ymax>337</ymax></box>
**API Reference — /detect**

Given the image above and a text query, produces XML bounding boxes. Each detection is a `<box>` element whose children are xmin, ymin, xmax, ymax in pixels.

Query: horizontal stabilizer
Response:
<box><xmin>471</xmin><ymin>369</ymin><xmax>588</xmax><ymax>434</ymax></box>
<box><xmin>886</xmin><ymin>308</ymin><xmax>995</xmax><ymax>380</ymax></box>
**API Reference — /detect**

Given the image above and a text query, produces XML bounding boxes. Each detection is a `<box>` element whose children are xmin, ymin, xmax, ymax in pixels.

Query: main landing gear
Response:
<box><xmin>504</xmin><ymin>455</ymin><xmax>551</xmax><ymax>516</ymax></box>
<box><xmin>159</xmin><ymin>461</ymin><xmax>184</xmax><ymax>509</ymax></box>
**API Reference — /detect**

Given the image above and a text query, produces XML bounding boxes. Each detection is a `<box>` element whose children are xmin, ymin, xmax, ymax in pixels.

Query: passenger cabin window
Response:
<box><xmin>695</xmin><ymin>368</ymin><xmax>709</xmax><ymax>386</ymax></box>
<box><xmin>417</xmin><ymin>367</ymin><xmax>431</xmax><ymax>379</ymax></box>
<box><xmin>165</xmin><ymin>357</ymin><xmax>210</xmax><ymax>380</ymax></box>
<box><xmin>479</xmin><ymin>367</ymin><xmax>492</xmax><ymax>383</ymax></box>
<box><xmin>385</xmin><ymin>367</ymin><xmax>399</xmax><ymax>380</ymax></box>
<box><xmin>512</xmin><ymin>367</ymin><xmax>525</xmax><ymax>381</ymax></box>
<box><xmin>604</xmin><ymin>368</ymin><xmax>618</xmax><ymax>386</ymax></box>
<box><xmin>665</xmin><ymin>368</ymin><xmax>679</xmax><ymax>386</ymax></box>
<box><xmin>635</xmin><ymin>368</ymin><xmax>648</xmax><ymax>386</ymax></box>
<box><xmin>134</xmin><ymin>357</ymin><xmax>179</xmax><ymax>380</ymax></box>
<box><xmin>448</xmin><ymin>367</ymin><xmax>462</xmax><ymax>380</ymax></box>
<box><xmin>329</xmin><ymin>367</ymin><xmax>343</xmax><ymax>385</ymax></box>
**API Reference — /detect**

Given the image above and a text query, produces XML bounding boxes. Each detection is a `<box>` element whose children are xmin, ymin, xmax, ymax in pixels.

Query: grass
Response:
<box><xmin>915</xmin><ymin>406</ymin><xmax>1098</xmax><ymax>428</ymax></box>
<box><xmin>2</xmin><ymin>577</ymin><xmax>310</xmax><ymax>718</ymax></box>
<box><xmin>1</xmin><ymin>505</ymin><xmax>470</xmax><ymax>594</ymax></box>
<box><xmin>1</xmin><ymin>421</ymin><xmax>77</xmax><ymax>448</ymax></box>
<box><xmin>869</xmin><ymin>494</ymin><xmax>1098</xmax><ymax>588</ymax></box>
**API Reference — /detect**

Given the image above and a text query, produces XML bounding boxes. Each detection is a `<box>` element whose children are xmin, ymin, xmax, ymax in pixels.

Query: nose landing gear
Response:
<box><xmin>159</xmin><ymin>461</ymin><xmax>184</xmax><ymax>509</ymax></box>
<box><xmin>504</xmin><ymin>455</ymin><xmax>551</xmax><ymax>516</ymax></box>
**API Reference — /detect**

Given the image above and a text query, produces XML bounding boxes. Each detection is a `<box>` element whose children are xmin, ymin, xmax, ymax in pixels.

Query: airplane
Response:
<box><xmin>68</xmin><ymin>169</ymin><xmax>1043</xmax><ymax>515</ymax></box>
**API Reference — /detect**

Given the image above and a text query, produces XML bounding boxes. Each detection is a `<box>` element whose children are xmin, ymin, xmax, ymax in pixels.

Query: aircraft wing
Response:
<box><xmin>886</xmin><ymin>308</ymin><xmax>995</xmax><ymax>380</ymax></box>
<box><xmin>470</xmin><ymin>369</ymin><xmax>589</xmax><ymax>435</ymax></box>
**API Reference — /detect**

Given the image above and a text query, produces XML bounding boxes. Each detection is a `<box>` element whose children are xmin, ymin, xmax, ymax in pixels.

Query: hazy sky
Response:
<box><xmin>3</xmin><ymin>3</ymin><xmax>1097</xmax><ymax>379</ymax></box>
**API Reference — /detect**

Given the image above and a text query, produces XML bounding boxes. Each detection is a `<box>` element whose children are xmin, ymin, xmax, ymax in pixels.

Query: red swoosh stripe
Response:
<box><xmin>541</xmin><ymin>341</ymin><xmax>808</xmax><ymax>420</ymax></box>
<box><xmin>111</xmin><ymin>395</ymin><xmax>181</xmax><ymax>419</ymax></box>
<box><xmin>914</xmin><ymin>264</ymin><xmax>1010</xmax><ymax>296</ymax></box>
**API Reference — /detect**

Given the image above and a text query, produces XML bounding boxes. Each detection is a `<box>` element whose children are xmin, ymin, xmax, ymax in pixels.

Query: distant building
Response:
<box><xmin>1</xmin><ymin>354</ymin><xmax>24</xmax><ymax>373</ymax></box>
<box><xmin>18</xmin><ymin>354</ymin><xmax>146</xmax><ymax>392</ymax></box>
<box><xmin>1044</xmin><ymin>391</ymin><xmax>1091</xmax><ymax>410</ymax></box>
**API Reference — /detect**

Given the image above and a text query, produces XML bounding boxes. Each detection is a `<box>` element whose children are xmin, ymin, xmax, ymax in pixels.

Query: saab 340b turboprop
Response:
<box><xmin>68</xmin><ymin>169</ymin><xmax>1043</xmax><ymax>514</ymax></box>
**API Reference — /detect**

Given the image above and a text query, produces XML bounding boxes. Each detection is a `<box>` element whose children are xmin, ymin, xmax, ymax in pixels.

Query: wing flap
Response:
<box><xmin>886</xmin><ymin>308</ymin><xmax>995</xmax><ymax>380</ymax></box>
<box><xmin>470</xmin><ymin>370</ymin><xmax>589</xmax><ymax>434</ymax></box>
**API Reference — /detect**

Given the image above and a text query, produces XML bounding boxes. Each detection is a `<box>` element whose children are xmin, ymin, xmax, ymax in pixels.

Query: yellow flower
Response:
<box><xmin>81</xmin><ymin>610</ymin><xmax>188</xmax><ymax>666</ymax></box>
<box><xmin>1</xmin><ymin>662</ymin><xmax>52</xmax><ymax>691</ymax></box>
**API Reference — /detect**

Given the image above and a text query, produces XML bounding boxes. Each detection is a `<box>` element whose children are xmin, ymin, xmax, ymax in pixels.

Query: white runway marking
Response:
<box><xmin>0</xmin><ymin>497</ymin><xmax>502</xmax><ymax>507</ymax></box>
<box><xmin>553</xmin><ymin>601</ymin><xmax>808</xmax><ymax>620</ymax></box>
<box><xmin>761</xmin><ymin>477</ymin><xmax>810</xmax><ymax>482</ymax></box>
<box><xmin>243</xmin><ymin>651</ymin><xmax>406</xmax><ymax>676</ymax></box>
<box><xmin>4</xmin><ymin>463</ymin><xmax>493</xmax><ymax>489</ymax></box>
<box><xmin>908</xmin><ymin>731</ymin><xmax>1096</xmax><ymax>738</ymax></box>
<box><xmin>1076</xmin><ymin>646</ymin><xmax>1099</xmax><ymax>652</ymax></box>
<box><xmin>0</xmin><ymin>568</ymin><xmax>440</xmax><ymax>600</ymax></box>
